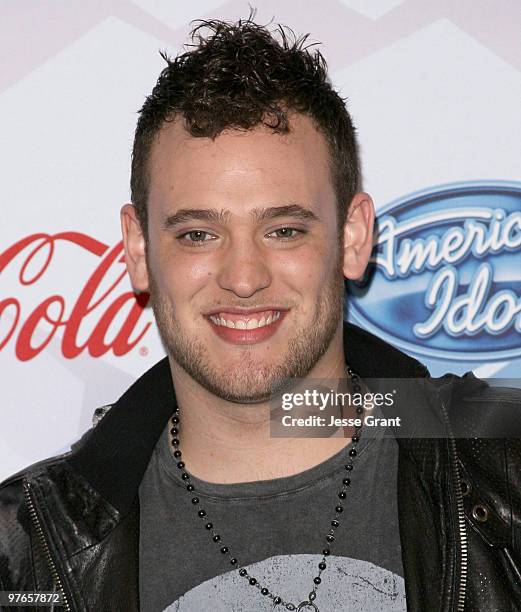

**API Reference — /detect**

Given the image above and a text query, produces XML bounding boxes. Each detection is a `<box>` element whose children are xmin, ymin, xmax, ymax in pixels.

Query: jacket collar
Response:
<box><xmin>66</xmin><ymin>321</ymin><xmax>429</xmax><ymax>515</ymax></box>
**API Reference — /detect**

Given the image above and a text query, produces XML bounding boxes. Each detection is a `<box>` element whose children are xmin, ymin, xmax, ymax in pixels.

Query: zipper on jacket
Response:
<box><xmin>439</xmin><ymin>399</ymin><xmax>468</xmax><ymax>611</ymax></box>
<box><xmin>23</xmin><ymin>481</ymin><xmax>72</xmax><ymax>612</ymax></box>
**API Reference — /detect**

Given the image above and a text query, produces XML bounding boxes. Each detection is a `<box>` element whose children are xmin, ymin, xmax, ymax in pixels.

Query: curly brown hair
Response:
<box><xmin>131</xmin><ymin>16</ymin><xmax>360</xmax><ymax>236</ymax></box>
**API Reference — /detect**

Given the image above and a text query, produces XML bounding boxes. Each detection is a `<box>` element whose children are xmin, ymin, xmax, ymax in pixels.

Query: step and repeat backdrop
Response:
<box><xmin>1</xmin><ymin>0</ymin><xmax>520</xmax><ymax>480</ymax></box>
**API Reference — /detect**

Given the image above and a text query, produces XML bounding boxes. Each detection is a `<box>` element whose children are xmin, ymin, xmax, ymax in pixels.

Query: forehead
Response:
<box><xmin>146</xmin><ymin>113</ymin><xmax>335</xmax><ymax>215</ymax></box>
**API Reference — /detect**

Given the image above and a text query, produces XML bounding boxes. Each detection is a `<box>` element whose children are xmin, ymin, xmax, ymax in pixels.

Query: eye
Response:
<box><xmin>266</xmin><ymin>227</ymin><xmax>305</xmax><ymax>240</ymax></box>
<box><xmin>177</xmin><ymin>230</ymin><xmax>216</xmax><ymax>246</ymax></box>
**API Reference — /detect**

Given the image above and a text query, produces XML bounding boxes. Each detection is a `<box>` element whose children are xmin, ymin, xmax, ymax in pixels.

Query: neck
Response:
<box><xmin>168</xmin><ymin>332</ymin><xmax>356</xmax><ymax>484</ymax></box>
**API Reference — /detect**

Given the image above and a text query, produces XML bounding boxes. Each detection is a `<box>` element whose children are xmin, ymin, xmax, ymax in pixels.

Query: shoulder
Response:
<box><xmin>0</xmin><ymin>452</ymin><xmax>70</xmax><ymax>494</ymax></box>
<box><xmin>446</xmin><ymin>374</ymin><xmax>520</xmax><ymax>543</ymax></box>
<box><xmin>0</xmin><ymin>404</ymin><xmax>115</xmax><ymax>583</ymax></box>
<box><xmin>0</xmin><ymin>451</ymin><xmax>75</xmax><ymax>552</ymax></box>
<box><xmin>0</xmin><ymin>452</ymin><xmax>72</xmax><ymax>589</ymax></box>
<box><xmin>443</xmin><ymin>371</ymin><xmax>521</xmax><ymax>436</ymax></box>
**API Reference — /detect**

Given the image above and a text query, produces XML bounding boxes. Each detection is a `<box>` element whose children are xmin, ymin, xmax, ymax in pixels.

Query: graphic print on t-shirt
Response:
<box><xmin>164</xmin><ymin>554</ymin><xmax>405</xmax><ymax>611</ymax></box>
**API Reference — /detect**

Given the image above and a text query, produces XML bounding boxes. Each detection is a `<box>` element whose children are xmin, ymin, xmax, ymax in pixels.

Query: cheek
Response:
<box><xmin>150</xmin><ymin>241</ymin><xmax>214</xmax><ymax>292</ymax></box>
<box><xmin>273</xmin><ymin>245</ymin><xmax>334</xmax><ymax>288</ymax></box>
<box><xmin>177</xmin><ymin>258</ymin><xmax>214</xmax><ymax>286</ymax></box>
<box><xmin>280</xmin><ymin>261</ymin><xmax>316</xmax><ymax>287</ymax></box>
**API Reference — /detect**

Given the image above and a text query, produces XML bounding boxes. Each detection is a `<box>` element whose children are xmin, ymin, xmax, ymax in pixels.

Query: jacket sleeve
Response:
<box><xmin>0</xmin><ymin>413</ymin><xmax>106</xmax><ymax>599</ymax></box>
<box><xmin>0</xmin><ymin>477</ymin><xmax>38</xmax><ymax>591</ymax></box>
<box><xmin>454</xmin><ymin>382</ymin><xmax>521</xmax><ymax>607</ymax></box>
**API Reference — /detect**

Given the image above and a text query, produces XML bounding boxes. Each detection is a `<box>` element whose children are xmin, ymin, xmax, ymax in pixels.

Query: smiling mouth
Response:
<box><xmin>205</xmin><ymin>308</ymin><xmax>288</xmax><ymax>344</ymax></box>
<box><xmin>208</xmin><ymin>309</ymin><xmax>281</xmax><ymax>329</ymax></box>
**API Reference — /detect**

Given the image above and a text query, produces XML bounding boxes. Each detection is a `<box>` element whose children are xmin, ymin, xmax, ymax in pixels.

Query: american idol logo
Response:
<box><xmin>346</xmin><ymin>181</ymin><xmax>521</xmax><ymax>361</ymax></box>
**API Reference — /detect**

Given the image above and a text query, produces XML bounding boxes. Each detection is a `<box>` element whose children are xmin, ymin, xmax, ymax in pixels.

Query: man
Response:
<box><xmin>1</xmin><ymin>17</ymin><xmax>520</xmax><ymax>612</ymax></box>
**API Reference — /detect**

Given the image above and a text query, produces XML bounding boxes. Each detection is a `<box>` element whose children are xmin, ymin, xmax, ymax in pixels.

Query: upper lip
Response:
<box><xmin>204</xmin><ymin>306</ymin><xmax>289</xmax><ymax>316</ymax></box>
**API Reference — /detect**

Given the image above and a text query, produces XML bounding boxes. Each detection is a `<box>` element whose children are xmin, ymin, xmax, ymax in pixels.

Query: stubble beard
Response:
<box><xmin>148</xmin><ymin>251</ymin><xmax>345</xmax><ymax>404</ymax></box>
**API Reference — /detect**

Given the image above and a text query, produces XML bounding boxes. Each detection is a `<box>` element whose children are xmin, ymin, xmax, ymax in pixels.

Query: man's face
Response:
<box><xmin>134</xmin><ymin>114</ymin><xmax>349</xmax><ymax>403</ymax></box>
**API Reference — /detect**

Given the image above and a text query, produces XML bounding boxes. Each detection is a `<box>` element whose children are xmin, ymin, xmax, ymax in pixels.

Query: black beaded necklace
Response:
<box><xmin>168</xmin><ymin>365</ymin><xmax>364</xmax><ymax>612</ymax></box>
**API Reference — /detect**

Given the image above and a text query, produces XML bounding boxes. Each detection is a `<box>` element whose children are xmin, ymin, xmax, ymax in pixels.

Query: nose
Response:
<box><xmin>216</xmin><ymin>237</ymin><xmax>271</xmax><ymax>298</ymax></box>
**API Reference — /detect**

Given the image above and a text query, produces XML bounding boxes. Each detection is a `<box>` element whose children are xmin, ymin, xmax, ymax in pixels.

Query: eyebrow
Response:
<box><xmin>162</xmin><ymin>204</ymin><xmax>320</xmax><ymax>230</ymax></box>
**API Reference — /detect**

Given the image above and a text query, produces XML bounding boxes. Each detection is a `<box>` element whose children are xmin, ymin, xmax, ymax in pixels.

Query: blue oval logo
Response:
<box><xmin>345</xmin><ymin>181</ymin><xmax>521</xmax><ymax>362</ymax></box>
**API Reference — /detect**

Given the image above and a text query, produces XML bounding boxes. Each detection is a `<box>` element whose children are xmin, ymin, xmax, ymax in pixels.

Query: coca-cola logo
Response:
<box><xmin>0</xmin><ymin>232</ymin><xmax>151</xmax><ymax>361</ymax></box>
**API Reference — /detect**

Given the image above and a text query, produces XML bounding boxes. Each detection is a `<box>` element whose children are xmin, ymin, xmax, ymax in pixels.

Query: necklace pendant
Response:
<box><xmin>297</xmin><ymin>601</ymin><xmax>319</xmax><ymax>611</ymax></box>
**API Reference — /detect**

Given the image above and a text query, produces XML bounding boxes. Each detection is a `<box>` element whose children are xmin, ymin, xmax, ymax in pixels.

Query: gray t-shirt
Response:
<box><xmin>139</xmin><ymin>414</ymin><xmax>406</xmax><ymax>612</ymax></box>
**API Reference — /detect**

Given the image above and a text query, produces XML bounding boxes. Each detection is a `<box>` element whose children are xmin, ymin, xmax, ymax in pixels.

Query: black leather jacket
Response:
<box><xmin>1</xmin><ymin>323</ymin><xmax>520</xmax><ymax>611</ymax></box>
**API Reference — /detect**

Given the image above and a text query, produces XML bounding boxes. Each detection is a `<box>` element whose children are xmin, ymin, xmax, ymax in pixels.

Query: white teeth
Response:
<box><xmin>209</xmin><ymin>310</ymin><xmax>282</xmax><ymax>329</ymax></box>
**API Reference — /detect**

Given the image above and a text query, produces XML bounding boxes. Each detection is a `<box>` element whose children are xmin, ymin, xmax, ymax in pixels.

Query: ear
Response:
<box><xmin>120</xmin><ymin>203</ymin><xmax>149</xmax><ymax>292</ymax></box>
<box><xmin>342</xmin><ymin>192</ymin><xmax>375</xmax><ymax>280</ymax></box>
